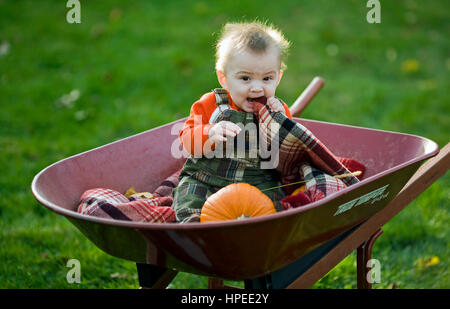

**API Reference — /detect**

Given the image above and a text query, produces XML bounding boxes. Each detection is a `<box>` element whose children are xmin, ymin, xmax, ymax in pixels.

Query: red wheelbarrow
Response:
<box><xmin>31</xmin><ymin>77</ymin><xmax>449</xmax><ymax>289</ymax></box>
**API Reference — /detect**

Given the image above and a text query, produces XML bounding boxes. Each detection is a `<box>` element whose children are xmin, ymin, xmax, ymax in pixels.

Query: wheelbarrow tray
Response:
<box><xmin>31</xmin><ymin>117</ymin><xmax>439</xmax><ymax>280</ymax></box>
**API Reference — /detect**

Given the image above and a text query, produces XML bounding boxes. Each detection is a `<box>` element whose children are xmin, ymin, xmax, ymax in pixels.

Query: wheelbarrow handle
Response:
<box><xmin>289</xmin><ymin>76</ymin><xmax>324</xmax><ymax>118</ymax></box>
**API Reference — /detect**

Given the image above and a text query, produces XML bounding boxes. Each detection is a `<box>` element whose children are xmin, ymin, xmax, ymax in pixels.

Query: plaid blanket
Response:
<box><xmin>77</xmin><ymin>170</ymin><xmax>180</xmax><ymax>223</ymax></box>
<box><xmin>253</xmin><ymin>101</ymin><xmax>362</xmax><ymax>209</ymax></box>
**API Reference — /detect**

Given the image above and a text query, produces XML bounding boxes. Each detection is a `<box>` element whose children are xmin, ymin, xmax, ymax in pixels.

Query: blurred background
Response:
<box><xmin>0</xmin><ymin>0</ymin><xmax>448</xmax><ymax>288</ymax></box>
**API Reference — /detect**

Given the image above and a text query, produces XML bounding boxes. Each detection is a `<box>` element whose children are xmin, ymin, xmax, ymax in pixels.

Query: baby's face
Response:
<box><xmin>218</xmin><ymin>46</ymin><xmax>282</xmax><ymax>113</ymax></box>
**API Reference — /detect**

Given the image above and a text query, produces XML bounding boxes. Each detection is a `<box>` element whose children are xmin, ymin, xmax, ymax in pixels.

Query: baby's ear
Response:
<box><xmin>277</xmin><ymin>70</ymin><xmax>284</xmax><ymax>86</ymax></box>
<box><xmin>216</xmin><ymin>70</ymin><xmax>227</xmax><ymax>88</ymax></box>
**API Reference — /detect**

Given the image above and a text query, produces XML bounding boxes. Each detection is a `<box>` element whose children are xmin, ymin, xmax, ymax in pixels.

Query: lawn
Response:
<box><xmin>0</xmin><ymin>0</ymin><xmax>448</xmax><ymax>289</ymax></box>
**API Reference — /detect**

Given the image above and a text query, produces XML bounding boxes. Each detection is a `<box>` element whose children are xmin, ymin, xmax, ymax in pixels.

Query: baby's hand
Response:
<box><xmin>267</xmin><ymin>97</ymin><xmax>285</xmax><ymax>114</ymax></box>
<box><xmin>208</xmin><ymin>121</ymin><xmax>241</xmax><ymax>144</ymax></box>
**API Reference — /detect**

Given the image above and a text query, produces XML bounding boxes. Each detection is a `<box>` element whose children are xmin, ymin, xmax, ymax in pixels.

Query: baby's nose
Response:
<box><xmin>250</xmin><ymin>81</ymin><xmax>263</xmax><ymax>92</ymax></box>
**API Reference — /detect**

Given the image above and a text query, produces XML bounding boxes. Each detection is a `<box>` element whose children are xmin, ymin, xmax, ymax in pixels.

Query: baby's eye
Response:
<box><xmin>241</xmin><ymin>76</ymin><xmax>250</xmax><ymax>81</ymax></box>
<box><xmin>263</xmin><ymin>76</ymin><xmax>273</xmax><ymax>81</ymax></box>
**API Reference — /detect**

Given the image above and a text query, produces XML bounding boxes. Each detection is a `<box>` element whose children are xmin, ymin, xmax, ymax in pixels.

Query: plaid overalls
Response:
<box><xmin>173</xmin><ymin>89</ymin><xmax>285</xmax><ymax>223</ymax></box>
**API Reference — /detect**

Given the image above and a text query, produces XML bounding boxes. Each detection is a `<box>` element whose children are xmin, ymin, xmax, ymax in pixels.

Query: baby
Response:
<box><xmin>173</xmin><ymin>21</ymin><xmax>292</xmax><ymax>223</ymax></box>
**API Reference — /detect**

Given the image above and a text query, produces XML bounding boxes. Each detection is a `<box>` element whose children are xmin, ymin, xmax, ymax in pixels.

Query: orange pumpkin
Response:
<box><xmin>200</xmin><ymin>183</ymin><xmax>276</xmax><ymax>222</ymax></box>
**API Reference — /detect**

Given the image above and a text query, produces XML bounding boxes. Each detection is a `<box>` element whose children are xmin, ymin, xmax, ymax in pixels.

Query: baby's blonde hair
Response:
<box><xmin>215</xmin><ymin>21</ymin><xmax>290</xmax><ymax>73</ymax></box>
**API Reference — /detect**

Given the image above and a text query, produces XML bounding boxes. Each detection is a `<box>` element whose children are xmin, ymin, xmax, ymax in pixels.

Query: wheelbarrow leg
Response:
<box><xmin>208</xmin><ymin>278</ymin><xmax>243</xmax><ymax>289</ymax></box>
<box><xmin>356</xmin><ymin>228</ymin><xmax>383</xmax><ymax>289</ymax></box>
<box><xmin>208</xmin><ymin>278</ymin><xmax>225</xmax><ymax>289</ymax></box>
<box><xmin>136</xmin><ymin>263</ymin><xmax>178</xmax><ymax>289</ymax></box>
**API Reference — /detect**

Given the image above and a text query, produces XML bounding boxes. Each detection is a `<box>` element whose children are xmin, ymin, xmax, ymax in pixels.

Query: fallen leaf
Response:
<box><xmin>131</xmin><ymin>192</ymin><xmax>154</xmax><ymax>199</ymax></box>
<box><xmin>125</xmin><ymin>186</ymin><xmax>153</xmax><ymax>199</ymax></box>
<box><xmin>424</xmin><ymin>256</ymin><xmax>440</xmax><ymax>267</ymax></box>
<box><xmin>124</xmin><ymin>186</ymin><xmax>137</xmax><ymax>198</ymax></box>
<box><xmin>57</xmin><ymin>89</ymin><xmax>81</xmax><ymax>108</ymax></box>
<box><xmin>417</xmin><ymin>256</ymin><xmax>440</xmax><ymax>268</ymax></box>
<box><xmin>69</xmin><ymin>89</ymin><xmax>80</xmax><ymax>101</ymax></box>
<box><xmin>401</xmin><ymin>59</ymin><xmax>420</xmax><ymax>74</ymax></box>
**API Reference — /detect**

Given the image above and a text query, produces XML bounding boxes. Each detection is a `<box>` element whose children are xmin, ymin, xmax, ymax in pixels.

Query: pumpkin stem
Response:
<box><xmin>236</xmin><ymin>214</ymin><xmax>251</xmax><ymax>220</ymax></box>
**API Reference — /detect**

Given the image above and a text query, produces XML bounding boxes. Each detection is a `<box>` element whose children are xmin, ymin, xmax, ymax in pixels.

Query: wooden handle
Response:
<box><xmin>289</xmin><ymin>76</ymin><xmax>324</xmax><ymax>117</ymax></box>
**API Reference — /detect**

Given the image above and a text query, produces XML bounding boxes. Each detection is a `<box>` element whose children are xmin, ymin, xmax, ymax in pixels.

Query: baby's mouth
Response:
<box><xmin>247</xmin><ymin>96</ymin><xmax>267</xmax><ymax>104</ymax></box>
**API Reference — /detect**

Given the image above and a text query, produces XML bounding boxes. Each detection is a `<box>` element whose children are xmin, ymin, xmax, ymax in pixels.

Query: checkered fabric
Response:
<box><xmin>300</xmin><ymin>163</ymin><xmax>347</xmax><ymax>201</ymax></box>
<box><xmin>251</xmin><ymin>101</ymin><xmax>361</xmax><ymax>209</ymax></box>
<box><xmin>77</xmin><ymin>170</ymin><xmax>181</xmax><ymax>223</ymax></box>
<box><xmin>253</xmin><ymin>101</ymin><xmax>360</xmax><ymax>192</ymax></box>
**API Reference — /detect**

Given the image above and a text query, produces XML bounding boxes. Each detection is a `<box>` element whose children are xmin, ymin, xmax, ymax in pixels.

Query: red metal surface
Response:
<box><xmin>31</xmin><ymin>118</ymin><xmax>439</xmax><ymax>280</ymax></box>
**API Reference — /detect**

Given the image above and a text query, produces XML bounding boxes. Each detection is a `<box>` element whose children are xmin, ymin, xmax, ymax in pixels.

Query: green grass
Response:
<box><xmin>0</xmin><ymin>0</ymin><xmax>448</xmax><ymax>289</ymax></box>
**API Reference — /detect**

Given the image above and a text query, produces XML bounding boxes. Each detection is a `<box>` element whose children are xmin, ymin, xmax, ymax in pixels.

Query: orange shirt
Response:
<box><xmin>180</xmin><ymin>91</ymin><xmax>293</xmax><ymax>156</ymax></box>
